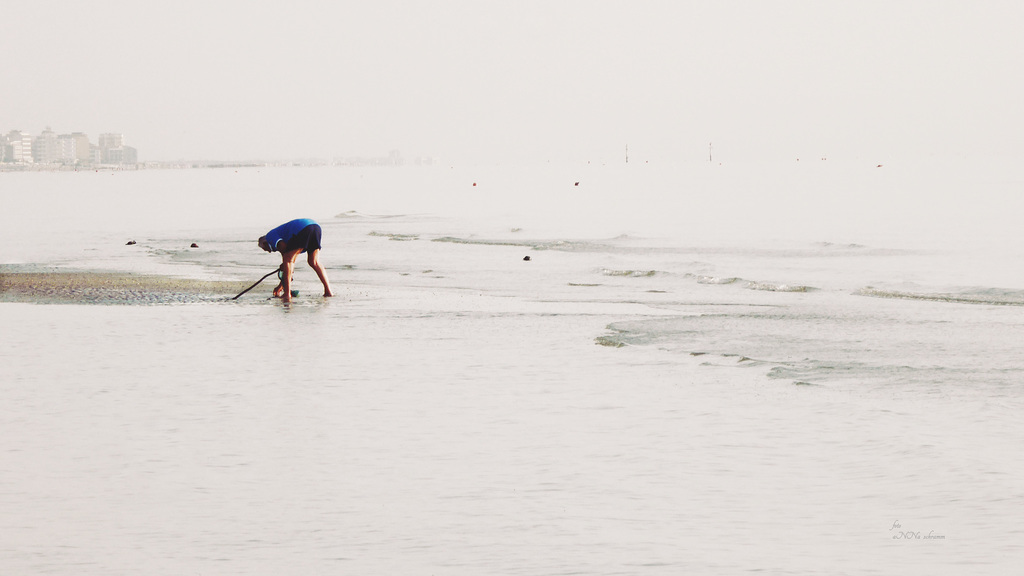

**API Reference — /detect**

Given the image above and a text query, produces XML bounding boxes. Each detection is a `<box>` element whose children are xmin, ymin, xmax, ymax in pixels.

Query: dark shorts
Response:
<box><xmin>284</xmin><ymin>224</ymin><xmax>322</xmax><ymax>253</ymax></box>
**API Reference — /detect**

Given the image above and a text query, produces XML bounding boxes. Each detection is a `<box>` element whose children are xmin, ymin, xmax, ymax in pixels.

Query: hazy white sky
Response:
<box><xmin>2</xmin><ymin>0</ymin><xmax>1022</xmax><ymax>163</ymax></box>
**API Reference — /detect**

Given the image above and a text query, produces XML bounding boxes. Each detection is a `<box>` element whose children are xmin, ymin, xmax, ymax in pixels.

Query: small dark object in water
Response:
<box><xmin>190</xmin><ymin>243</ymin><xmax>199</xmax><ymax>248</ymax></box>
<box><xmin>574</xmin><ymin>182</ymin><xmax>579</xmax><ymax>186</ymax></box>
<box><xmin>126</xmin><ymin>240</ymin><xmax>136</xmax><ymax>245</ymax></box>
<box><xmin>523</xmin><ymin>256</ymin><xmax>531</xmax><ymax>261</ymax></box>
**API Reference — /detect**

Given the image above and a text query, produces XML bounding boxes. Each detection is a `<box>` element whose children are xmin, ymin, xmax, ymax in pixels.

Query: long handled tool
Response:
<box><xmin>232</xmin><ymin>269</ymin><xmax>280</xmax><ymax>300</ymax></box>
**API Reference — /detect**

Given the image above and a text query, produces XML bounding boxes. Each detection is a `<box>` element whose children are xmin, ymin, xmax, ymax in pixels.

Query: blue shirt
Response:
<box><xmin>265</xmin><ymin>218</ymin><xmax>317</xmax><ymax>252</ymax></box>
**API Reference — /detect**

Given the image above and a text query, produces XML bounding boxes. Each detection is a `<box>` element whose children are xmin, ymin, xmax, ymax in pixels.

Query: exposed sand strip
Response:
<box><xmin>0</xmin><ymin>269</ymin><xmax>253</xmax><ymax>305</ymax></box>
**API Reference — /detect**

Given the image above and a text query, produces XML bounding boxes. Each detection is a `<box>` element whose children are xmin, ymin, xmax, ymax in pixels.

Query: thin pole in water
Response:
<box><xmin>232</xmin><ymin>269</ymin><xmax>279</xmax><ymax>300</ymax></box>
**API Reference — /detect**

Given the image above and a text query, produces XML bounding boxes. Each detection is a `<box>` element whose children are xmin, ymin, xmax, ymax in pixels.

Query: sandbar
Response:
<box><xmin>0</xmin><ymin>268</ymin><xmax>252</xmax><ymax>305</ymax></box>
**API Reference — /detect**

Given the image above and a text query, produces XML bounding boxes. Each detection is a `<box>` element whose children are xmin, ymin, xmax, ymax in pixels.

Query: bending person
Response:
<box><xmin>257</xmin><ymin>218</ymin><xmax>334</xmax><ymax>302</ymax></box>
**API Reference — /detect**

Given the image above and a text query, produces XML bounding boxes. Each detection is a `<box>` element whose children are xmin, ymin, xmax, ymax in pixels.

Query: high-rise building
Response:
<box><xmin>122</xmin><ymin>146</ymin><xmax>138</xmax><ymax>164</ymax></box>
<box><xmin>33</xmin><ymin>127</ymin><xmax>60</xmax><ymax>163</ymax></box>
<box><xmin>7</xmin><ymin>130</ymin><xmax>33</xmax><ymax>163</ymax></box>
<box><xmin>99</xmin><ymin>133</ymin><xmax>125</xmax><ymax>163</ymax></box>
<box><xmin>70</xmin><ymin>133</ymin><xmax>91</xmax><ymax>162</ymax></box>
<box><xmin>98</xmin><ymin>133</ymin><xmax>122</xmax><ymax>149</ymax></box>
<box><xmin>57</xmin><ymin>134</ymin><xmax>78</xmax><ymax>164</ymax></box>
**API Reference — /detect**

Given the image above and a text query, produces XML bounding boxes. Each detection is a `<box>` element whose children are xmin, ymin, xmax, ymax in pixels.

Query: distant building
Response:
<box><xmin>334</xmin><ymin>150</ymin><xmax>405</xmax><ymax>167</ymax></box>
<box><xmin>57</xmin><ymin>134</ymin><xmax>78</xmax><ymax>164</ymax></box>
<box><xmin>32</xmin><ymin>127</ymin><xmax>60</xmax><ymax>163</ymax></box>
<box><xmin>98</xmin><ymin>133</ymin><xmax>123</xmax><ymax>150</ymax></box>
<box><xmin>6</xmin><ymin>130</ymin><xmax>33</xmax><ymax>163</ymax></box>
<box><xmin>97</xmin><ymin>133</ymin><xmax>138</xmax><ymax>164</ymax></box>
<box><xmin>70</xmin><ymin>133</ymin><xmax>92</xmax><ymax>163</ymax></box>
<box><xmin>0</xmin><ymin>128</ymin><xmax>137</xmax><ymax>168</ymax></box>
<box><xmin>99</xmin><ymin>133</ymin><xmax>121</xmax><ymax>163</ymax></box>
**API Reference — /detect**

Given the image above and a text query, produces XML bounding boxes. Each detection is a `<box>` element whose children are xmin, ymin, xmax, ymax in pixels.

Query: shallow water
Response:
<box><xmin>2</xmin><ymin>162</ymin><xmax>1023</xmax><ymax>574</ymax></box>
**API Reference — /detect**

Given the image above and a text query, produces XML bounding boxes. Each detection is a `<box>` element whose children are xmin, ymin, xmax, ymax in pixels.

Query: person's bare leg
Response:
<box><xmin>278</xmin><ymin>248</ymin><xmax>303</xmax><ymax>302</ymax></box>
<box><xmin>307</xmin><ymin>249</ymin><xmax>333</xmax><ymax>297</ymax></box>
<box><xmin>280</xmin><ymin>261</ymin><xmax>295</xmax><ymax>302</ymax></box>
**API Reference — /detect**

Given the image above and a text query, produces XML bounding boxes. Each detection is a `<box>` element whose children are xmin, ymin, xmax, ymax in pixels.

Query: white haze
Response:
<box><xmin>2</xmin><ymin>0</ymin><xmax>1023</xmax><ymax>164</ymax></box>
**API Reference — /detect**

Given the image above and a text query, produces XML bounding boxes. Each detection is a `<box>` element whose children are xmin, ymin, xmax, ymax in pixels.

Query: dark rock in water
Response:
<box><xmin>574</xmin><ymin>181</ymin><xmax>579</xmax><ymax>186</ymax></box>
<box><xmin>190</xmin><ymin>243</ymin><xmax>199</xmax><ymax>248</ymax></box>
<box><xmin>523</xmin><ymin>256</ymin><xmax>531</xmax><ymax>261</ymax></box>
<box><xmin>126</xmin><ymin>240</ymin><xmax>136</xmax><ymax>245</ymax></box>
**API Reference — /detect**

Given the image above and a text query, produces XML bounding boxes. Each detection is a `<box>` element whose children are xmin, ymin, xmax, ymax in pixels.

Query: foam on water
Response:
<box><xmin>856</xmin><ymin>285</ymin><xmax>1024</xmax><ymax>307</ymax></box>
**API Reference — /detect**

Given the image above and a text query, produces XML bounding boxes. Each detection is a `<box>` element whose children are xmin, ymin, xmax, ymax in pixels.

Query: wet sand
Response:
<box><xmin>0</xmin><ymin>268</ymin><xmax>253</xmax><ymax>305</ymax></box>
